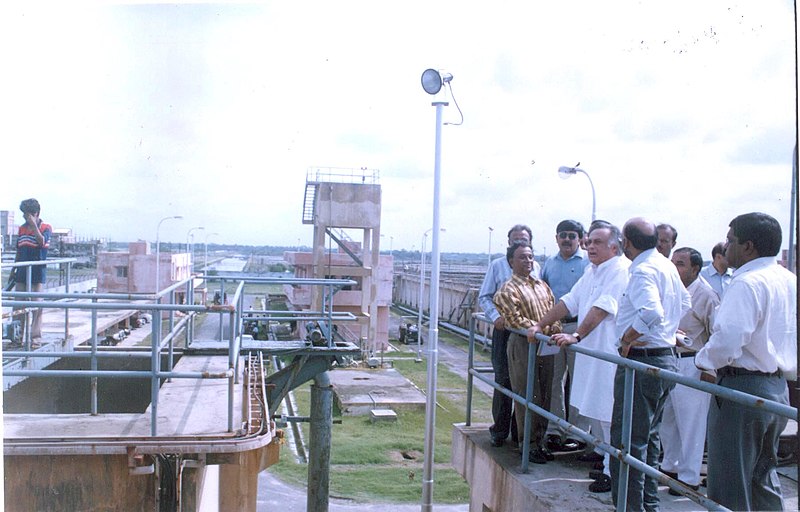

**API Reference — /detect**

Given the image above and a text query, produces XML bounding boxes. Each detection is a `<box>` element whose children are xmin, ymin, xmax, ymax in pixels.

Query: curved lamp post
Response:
<box><xmin>420</xmin><ymin>67</ymin><xmax>451</xmax><ymax>512</ymax></box>
<box><xmin>155</xmin><ymin>215</ymin><xmax>183</xmax><ymax>294</ymax></box>
<box><xmin>558</xmin><ymin>165</ymin><xmax>596</xmax><ymax>222</ymax></box>
<box><xmin>186</xmin><ymin>227</ymin><xmax>205</xmax><ymax>271</ymax></box>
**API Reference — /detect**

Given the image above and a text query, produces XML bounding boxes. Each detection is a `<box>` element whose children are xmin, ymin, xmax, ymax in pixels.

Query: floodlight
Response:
<box><xmin>421</xmin><ymin>68</ymin><xmax>443</xmax><ymax>95</ymax></box>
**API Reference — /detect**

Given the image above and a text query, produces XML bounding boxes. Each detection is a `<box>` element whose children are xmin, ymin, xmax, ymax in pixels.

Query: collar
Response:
<box><xmin>732</xmin><ymin>256</ymin><xmax>778</xmax><ymax>278</ymax></box>
<box><xmin>630</xmin><ymin>247</ymin><xmax>658</xmax><ymax>270</ymax></box>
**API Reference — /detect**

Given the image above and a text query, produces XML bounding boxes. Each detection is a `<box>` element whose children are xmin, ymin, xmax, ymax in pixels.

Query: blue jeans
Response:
<box><xmin>610</xmin><ymin>352</ymin><xmax>677</xmax><ymax>512</ymax></box>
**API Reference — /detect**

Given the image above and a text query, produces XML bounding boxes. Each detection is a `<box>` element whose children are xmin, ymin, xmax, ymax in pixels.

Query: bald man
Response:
<box><xmin>610</xmin><ymin>217</ymin><xmax>690</xmax><ymax>512</ymax></box>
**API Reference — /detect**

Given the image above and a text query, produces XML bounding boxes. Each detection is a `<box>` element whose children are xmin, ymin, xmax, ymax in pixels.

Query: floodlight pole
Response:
<box><xmin>421</xmin><ymin>97</ymin><xmax>447</xmax><ymax>512</ymax></box>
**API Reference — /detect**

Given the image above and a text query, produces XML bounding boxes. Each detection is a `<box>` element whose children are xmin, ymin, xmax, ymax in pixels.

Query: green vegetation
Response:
<box><xmin>268</xmin><ymin>344</ymin><xmax>493</xmax><ymax>504</ymax></box>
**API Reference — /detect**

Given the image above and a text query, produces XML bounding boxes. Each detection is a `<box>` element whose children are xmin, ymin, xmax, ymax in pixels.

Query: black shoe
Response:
<box><xmin>661</xmin><ymin>469</ymin><xmax>678</xmax><ymax>480</ymax></box>
<box><xmin>578</xmin><ymin>451</ymin><xmax>604</xmax><ymax>462</ymax></box>
<box><xmin>542</xmin><ymin>447</ymin><xmax>555</xmax><ymax>461</ymax></box>
<box><xmin>490</xmin><ymin>437</ymin><xmax>504</xmax><ymax>448</ymax></box>
<box><xmin>589</xmin><ymin>469</ymin><xmax>604</xmax><ymax>480</ymax></box>
<box><xmin>529</xmin><ymin>448</ymin><xmax>549</xmax><ymax>464</ymax></box>
<box><xmin>668</xmin><ymin>480</ymin><xmax>699</xmax><ymax>496</ymax></box>
<box><xmin>589</xmin><ymin>474</ymin><xmax>612</xmax><ymax>493</ymax></box>
<box><xmin>592</xmin><ymin>461</ymin><xmax>605</xmax><ymax>470</ymax></box>
<box><xmin>546</xmin><ymin>435</ymin><xmax>580</xmax><ymax>452</ymax></box>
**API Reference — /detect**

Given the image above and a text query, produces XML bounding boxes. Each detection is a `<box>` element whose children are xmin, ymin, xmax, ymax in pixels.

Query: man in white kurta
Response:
<box><xmin>531</xmin><ymin>221</ymin><xmax>630</xmax><ymax>491</ymax></box>
<box><xmin>659</xmin><ymin>247</ymin><xmax>719</xmax><ymax>492</ymax></box>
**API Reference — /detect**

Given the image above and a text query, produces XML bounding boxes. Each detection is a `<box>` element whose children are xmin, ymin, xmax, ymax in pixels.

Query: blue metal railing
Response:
<box><xmin>465</xmin><ymin>313</ymin><xmax>797</xmax><ymax>512</ymax></box>
<box><xmin>2</xmin><ymin>272</ymin><xmax>358</xmax><ymax>437</ymax></box>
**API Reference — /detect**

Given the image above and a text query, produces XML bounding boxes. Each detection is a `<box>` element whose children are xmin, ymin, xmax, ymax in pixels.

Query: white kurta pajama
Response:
<box><xmin>560</xmin><ymin>255</ymin><xmax>630</xmax><ymax>473</ymax></box>
<box><xmin>659</xmin><ymin>277</ymin><xmax>719</xmax><ymax>487</ymax></box>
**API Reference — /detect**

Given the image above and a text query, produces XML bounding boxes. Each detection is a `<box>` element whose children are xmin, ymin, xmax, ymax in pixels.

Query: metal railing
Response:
<box><xmin>465</xmin><ymin>313</ymin><xmax>797</xmax><ymax>512</ymax></box>
<box><xmin>2</xmin><ymin>272</ymin><xmax>358</xmax><ymax>438</ymax></box>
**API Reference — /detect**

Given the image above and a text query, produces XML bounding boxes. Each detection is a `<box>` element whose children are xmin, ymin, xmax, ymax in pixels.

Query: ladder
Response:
<box><xmin>302</xmin><ymin>183</ymin><xmax>317</xmax><ymax>224</ymax></box>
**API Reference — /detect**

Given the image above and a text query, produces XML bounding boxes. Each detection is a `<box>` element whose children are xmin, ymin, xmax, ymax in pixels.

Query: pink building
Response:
<box><xmin>97</xmin><ymin>241</ymin><xmax>191</xmax><ymax>295</ymax></box>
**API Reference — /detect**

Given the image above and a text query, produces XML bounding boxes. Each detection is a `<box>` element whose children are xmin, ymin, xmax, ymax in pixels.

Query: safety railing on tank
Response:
<box><xmin>2</xmin><ymin>271</ymin><xmax>357</xmax><ymax>438</ymax></box>
<box><xmin>465</xmin><ymin>313</ymin><xmax>797</xmax><ymax>512</ymax></box>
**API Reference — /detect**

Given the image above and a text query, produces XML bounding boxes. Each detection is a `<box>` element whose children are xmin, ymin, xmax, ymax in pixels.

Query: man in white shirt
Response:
<box><xmin>699</xmin><ymin>242</ymin><xmax>733</xmax><ymax>298</ymax></box>
<box><xmin>610</xmin><ymin>218</ymin><xmax>690</xmax><ymax>512</ymax></box>
<box><xmin>533</xmin><ymin>220</ymin><xmax>630</xmax><ymax>492</ymax></box>
<box><xmin>695</xmin><ymin>212</ymin><xmax>796</xmax><ymax>511</ymax></box>
<box><xmin>478</xmin><ymin>224</ymin><xmax>541</xmax><ymax>447</ymax></box>
<box><xmin>659</xmin><ymin>247</ymin><xmax>719</xmax><ymax>495</ymax></box>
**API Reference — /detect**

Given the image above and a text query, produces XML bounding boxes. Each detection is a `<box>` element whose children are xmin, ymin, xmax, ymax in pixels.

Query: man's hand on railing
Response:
<box><xmin>551</xmin><ymin>332</ymin><xmax>578</xmax><ymax>347</ymax></box>
<box><xmin>526</xmin><ymin>323</ymin><xmax>542</xmax><ymax>343</ymax></box>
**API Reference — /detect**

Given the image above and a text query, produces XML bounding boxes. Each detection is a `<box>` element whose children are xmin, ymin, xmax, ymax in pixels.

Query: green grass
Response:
<box><xmin>268</xmin><ymin>346</ymin><xmax>493</xmax><ymax>504</ymax></box>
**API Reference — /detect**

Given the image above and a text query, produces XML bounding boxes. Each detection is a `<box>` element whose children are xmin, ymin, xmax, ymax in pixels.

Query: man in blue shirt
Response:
<box><xmin>478</xmin><ymin>224</ymin><xmax>541</xmax><ymax>447</ymax></box>
<box><xmin>540</xmin><ymin>219</ymin><xmax>589</xmax><ymax>452</ymax></box>
<box><xmin>699</xmin><ymin>242</ymin><xmax>732</xmax><ymax>298</ymax></box>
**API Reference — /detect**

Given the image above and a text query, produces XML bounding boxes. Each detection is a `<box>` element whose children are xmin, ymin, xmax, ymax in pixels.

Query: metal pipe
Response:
<box><xmin>465</xmin><ymin>315</ymin><xmax>475</xmax><ymax>427</ymax></box>
<box><xmin>90</xmin><ymin>297</ymin><xmax>99</xmax><ymax>415</ymax></box>
<box><xmin>421</xmin><ymin>98</ymin><xmax>446</xmax><ymax>512</ymax></box>
<box><xmin>307</xmin><ymin>371</ymin><xmax>333</xmax><ymax>512</ymax></box>
<box><xmin>520</xmin><ymin>340</ymin><xmax>536</xmax><ymax>473</ymax></box>
<box><xmin>3</xmin><ymin>369</ymin><xmax>233</xmax><ymax>379</ymax></box>
<box><xmin>151</xmin><ymin>311</ymin><xmax>161</xmax><ymax>437</ymax></box>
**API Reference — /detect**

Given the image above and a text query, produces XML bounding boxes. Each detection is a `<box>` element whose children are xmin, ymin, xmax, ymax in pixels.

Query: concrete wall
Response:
<box><xmin>393</xmin><ymin>271</ymin><xmax>482</xmax><ymax>332</ymax></box>
<box><xmin>314</xmin><ymin>182</ymin><xmax>381</xmax><ymax>229</ymax></box>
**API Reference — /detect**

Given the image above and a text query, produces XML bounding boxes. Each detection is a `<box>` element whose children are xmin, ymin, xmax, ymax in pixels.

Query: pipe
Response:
<box><xmin>307</xmin><ymin>371</ymin><xmax>333</xmax><ymax>512</ymax></box>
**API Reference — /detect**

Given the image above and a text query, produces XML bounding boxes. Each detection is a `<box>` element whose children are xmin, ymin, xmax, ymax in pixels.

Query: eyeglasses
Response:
<box><xmin>558</xmin><ymin>232</ymin><xmax>578</xmax><ymax>240</ymax></box>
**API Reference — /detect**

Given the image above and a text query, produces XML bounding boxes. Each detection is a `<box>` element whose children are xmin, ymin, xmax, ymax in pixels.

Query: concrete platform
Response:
<box><xmin>4</xmin><ymin>354</ymin><xmax>247</xmax><ymax>448</ymax></box>
<box><xmin>329</xmin><ymin>368</ymin><xmax>426</xmax><ymax>415</ymax></box>
<box><xmin>452</xmin><ymin>423</ymin><xmax>798</xmax><ymax>512</ymax></box>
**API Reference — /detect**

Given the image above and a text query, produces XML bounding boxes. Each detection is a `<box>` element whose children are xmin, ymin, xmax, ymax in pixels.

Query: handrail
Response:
<box><xmin>466</xmin><ymin>313</ymin><xmax>796</xmax><ymax>511</ymax></box>
<box><xmin>2</xmin><ymin>276</ymin><xmax>360</xmax><ymax>439</ymax></box>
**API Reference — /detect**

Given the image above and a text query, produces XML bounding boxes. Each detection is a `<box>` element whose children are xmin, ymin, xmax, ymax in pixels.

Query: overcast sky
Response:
<box><xmin>1</xmin><ymin>2</ymin><xmax>796</xmax><ymax>259</ymax></box>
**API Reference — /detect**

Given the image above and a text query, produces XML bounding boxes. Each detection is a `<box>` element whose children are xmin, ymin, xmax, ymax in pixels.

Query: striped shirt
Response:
<box><xmin>493</xmin><ymin>274</ymin><xmax>560</xmax><ymax>333</ymax></box>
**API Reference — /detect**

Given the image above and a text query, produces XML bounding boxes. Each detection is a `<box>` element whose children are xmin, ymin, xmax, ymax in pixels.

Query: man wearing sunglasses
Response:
<box><xmin>540</xmin><ymin>220</ymin><xmax>589</xmax><ymax>454</ymax></box>
<box><xmin>478</xmin><ymin>224</ymin><xmax>541</xmax><ymax>448</ymax></box>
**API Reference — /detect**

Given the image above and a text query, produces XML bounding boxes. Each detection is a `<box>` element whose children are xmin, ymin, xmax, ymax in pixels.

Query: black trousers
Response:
<box><xmin>489</xmin><ymin>327</ymin><xmax>517</xmax><ymax>442</ymax></box>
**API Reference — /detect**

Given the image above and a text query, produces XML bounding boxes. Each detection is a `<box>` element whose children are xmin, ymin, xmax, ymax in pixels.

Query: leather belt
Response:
<box><xmin>718</xmin><ymin>366</ymin><xmax>782</xmax><ymax>378</ymax></box>
<box><xmin>626</xmin><ymin>347</ymin><xmax>676</xmax><ymax>358</ymax></box>
<box><xmin>677</xmin><ymin>352</ymin><xmax>695</xmax><ymax>358</ymax></box>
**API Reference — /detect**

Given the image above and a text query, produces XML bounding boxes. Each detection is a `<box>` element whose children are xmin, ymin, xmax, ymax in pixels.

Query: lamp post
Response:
<box><xmin>186</xmin><ymin>227</ymin><xmax>205</xmax><ymax>271</ymax></box>
<box><xmin>155</xmin><ymin>215</ymin><xmax>183</xmax><ymax>294</ymax></box>
<box><xmin>204</xmin><ymin>232</ymin><xmax>219</xmax><ymax>273</ymax></box>
<box><xmin>558</xmin><ymin>164</ymin><xmax>596</xmax><ymax>221</ymax></box>
<box><xmin>487</xmin><ymin>226</ymin><xmax>494</xmax><ymax>268</ymax></box>
<box><xmin>420</xmin><ymin>67</ymin><xmax>451</xmax><ymax>512</ymax></box>
<box><xmin>416</xmin><ymin>228</ymin><xmax>446</xmax><ymax>362</ymax></box>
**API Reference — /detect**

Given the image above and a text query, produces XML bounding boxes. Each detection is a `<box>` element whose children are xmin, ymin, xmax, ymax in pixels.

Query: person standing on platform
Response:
<box><xmin>700</xmin><ymin>242</ymin><xmax>733</xmax><ymax>298</ymax></box>
<box><xmin>696</xmin><ymin>212</ymin><xmax>796</xmax><ymax>511</ymax></box>
<box><xmin>533</xmin><ymin>220</ymin><xmax>630</xmax><ymax>492</ymax></box>
<box><xmin>493</xmin><ymin>242</ymin><xmax>560</xmax><ymax>464</ymax></box>
<box><xmin>14</xmin><ymin>198</ymin><xmax>52</xmax><ymax>342</ymax></box>
<box><xmin>478</xmin><ymin>224</ymin><xmax>541</xmax><ymax>447</ymax></box>
<box><xmin>659</xmin><ymin>247</ymin><xmax>719</xmax><ymax>495</ymax></box>
<box><xmin>540</xmin><ymin>219</ymin><xmax>589</xmax><ymax>453</ymax></box>
<box><xmin>610</xmin><ymin>217</ymin><xmax>690</xmax><ymax>511</ymax></box>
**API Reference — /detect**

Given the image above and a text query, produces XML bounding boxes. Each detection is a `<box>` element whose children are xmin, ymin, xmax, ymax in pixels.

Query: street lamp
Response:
<box><xmin>204</xmin><ymin>232</ymin><xmax>219</xmax><ymax>273</ymax></box>
<box><xmin>155</xmin><ymin>215</ymin><xmax>183</xmax><ymax>294</ymax></box>
<box><xmin>558</xmin><ymin>164</ymin><xmax>596</xmax><ymax>221</ymax></box>
<box><xmin>186</xmin><ymin>227</ymin><xmax>205</xmax><ymax>270</ymax></box>
<box><xmin>487</xmin><ymin>226</ymin><xmax>494</xmax><ymax>268</ymax></box>
<box><xmin>420</xmin><ymin>67</ymin><xmax>451</xmax><ymax>512</ymax></box>
<box><xmin>417</xmin><ymin>227</ymin><xmax>446</xmax><ymax>363</ymax></box>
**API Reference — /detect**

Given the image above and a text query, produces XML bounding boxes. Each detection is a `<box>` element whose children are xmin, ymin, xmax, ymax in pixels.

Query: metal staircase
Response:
<box><xmin>302</xmin><ymin>182</ymin><xmax>317</xmax><ymax>224</ymax></box>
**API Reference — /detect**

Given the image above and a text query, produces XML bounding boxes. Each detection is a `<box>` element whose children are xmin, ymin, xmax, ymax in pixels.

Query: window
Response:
<box><xmin>115</xmin><ymin>266</ymin><xmax>128</xmax><ymax>278</ymax></box>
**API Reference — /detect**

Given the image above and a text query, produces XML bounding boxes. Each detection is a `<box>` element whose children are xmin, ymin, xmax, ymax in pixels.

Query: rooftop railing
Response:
<box><xmin>466</xmin><ymin>313</ymin><xmax>797</xmax><ymax>512</ymax></box>
<box><xmin>2</xmin><ymin>272</ymin><xmax>358</xmax><ymax>438</ymax></box>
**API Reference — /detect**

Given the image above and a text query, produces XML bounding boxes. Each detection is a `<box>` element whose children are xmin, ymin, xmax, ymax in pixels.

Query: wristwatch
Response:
<box><xmin>573</xmin><ymin>332</ymin><xmax>582</xmax><ymax>342</ymax></box>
